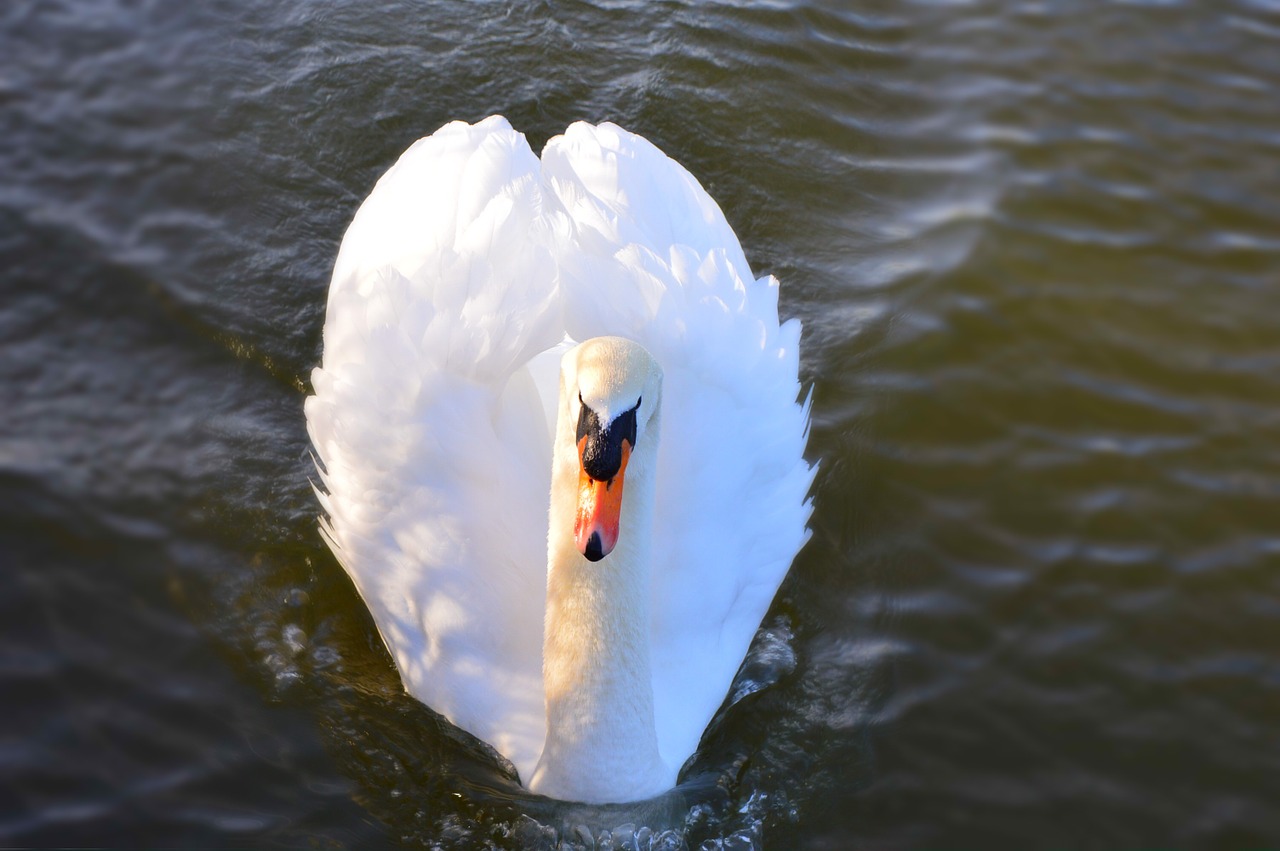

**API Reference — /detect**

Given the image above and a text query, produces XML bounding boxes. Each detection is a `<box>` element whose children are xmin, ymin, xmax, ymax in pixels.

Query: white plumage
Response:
<box><xmin>305</xmin><ymin>116</ymin><xmax>813</xmax><ymax>802</ymax></box>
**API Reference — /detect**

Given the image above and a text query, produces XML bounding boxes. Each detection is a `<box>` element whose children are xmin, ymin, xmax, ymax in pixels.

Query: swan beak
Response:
<box><xmin>574</xmin><ymin>438</ymin><xmax>631</xmax><ymax>562</ymax></box>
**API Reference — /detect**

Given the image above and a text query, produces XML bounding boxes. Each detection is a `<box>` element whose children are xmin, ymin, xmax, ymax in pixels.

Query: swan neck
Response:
<box><xmin>531</xmin><ymin>402</ymin><xmax>669</xmax><ymax>802</ymax></box>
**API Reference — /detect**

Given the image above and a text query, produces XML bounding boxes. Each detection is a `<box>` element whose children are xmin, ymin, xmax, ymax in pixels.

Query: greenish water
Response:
<box><xmin>3</xmin><ymin>0</ymin><xmax>1279</xmax><ymax>847</ymax></box>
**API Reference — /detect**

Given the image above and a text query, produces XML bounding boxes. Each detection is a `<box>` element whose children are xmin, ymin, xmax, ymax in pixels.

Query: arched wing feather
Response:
<box><xmin>305</xmin><ymin>117</ymin><xmax>560</xmax><ymax>779</ymax></box>
<box><xmin>542</xmin><ymin>123</ymin><xmax>815</xmax><ymax>769</ymax></box>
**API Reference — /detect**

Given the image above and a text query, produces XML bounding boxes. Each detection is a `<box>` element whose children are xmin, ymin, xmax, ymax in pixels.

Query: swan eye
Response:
<box><xmin>614</xmin><ymin>400</ymin><xmax>639</xmax><ymax>447</ymax></box>
<box><xmin>576</xmin><ymin>396</ymin><xmax>599</xmax><ymax>446</ymax></box>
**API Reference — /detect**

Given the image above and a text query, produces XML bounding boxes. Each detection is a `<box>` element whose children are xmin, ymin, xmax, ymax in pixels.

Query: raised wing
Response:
<box><xmin>542</xmin><ymin>123</ymin><xmax>815</xmax><ymax>770</ymax></box>
<box><xmin>305</xmin><ymin>117</ymin><xmax>561</xmax><ymax>779</ymax></box>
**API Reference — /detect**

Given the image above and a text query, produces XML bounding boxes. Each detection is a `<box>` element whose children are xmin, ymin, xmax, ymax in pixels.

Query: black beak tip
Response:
<box><xmin>583</xmin><ymin>532</ymin><xmax>606</xmax><ymax>562</ymax></box>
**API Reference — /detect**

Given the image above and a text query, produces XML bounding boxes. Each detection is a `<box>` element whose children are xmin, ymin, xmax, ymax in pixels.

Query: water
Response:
<box><xmin>3</xmin><ymin>0</ymin><xmax>1279</xmax><ymax>846</ymax></box>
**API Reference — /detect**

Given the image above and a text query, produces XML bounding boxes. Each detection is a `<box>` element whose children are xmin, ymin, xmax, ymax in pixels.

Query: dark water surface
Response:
<box><xmin>4</xmin><ymin>0</ymin><xmax>1280</xmax><ymax>847</ymax></box>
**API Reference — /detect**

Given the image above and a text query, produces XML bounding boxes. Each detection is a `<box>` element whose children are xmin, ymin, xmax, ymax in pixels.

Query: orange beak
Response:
<box><xmin>574</xmin><ymin>437</ymin><xmax>632</xmax><ymax>562</ymax></box>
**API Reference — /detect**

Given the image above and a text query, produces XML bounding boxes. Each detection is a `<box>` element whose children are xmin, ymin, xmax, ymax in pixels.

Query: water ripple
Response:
<box><xmin>5</xmin><ymin>0</ymin><xmax>1280</xmax><ymax>846</ymax></box>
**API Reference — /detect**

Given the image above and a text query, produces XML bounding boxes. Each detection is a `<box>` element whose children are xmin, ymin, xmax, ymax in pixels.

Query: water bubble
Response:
<box><xmin>650</xmin><ymin>828</ymin><xmax>685</xmax><ymax>850</ymax></box>
<box><xmin>311</xmin><ymin>644</ymin><xmax>340</xmax><ymax>668</ymax></box>
<box><xmin>683</xmin><ymin>802</ymin><xmax>719</xmax><ymax>835</ymax></box>
<box><xmin>726</xmin><ymin>619</ymin><xmax>796</xmax><ymax>707</ymax></box>
<box><xmin>282</xmin><ymin>623</ymin><xmax>309</xmax><ymax>656</ymax></box>
<box><xmin>612</xmin><ymin>823</ymin><xmax>636</xmax><ymax>850</ymax></box>
<box><xmin>513</xmin><ymin>815</ymin><xmax>557</xmax><ymax>850</ymax></box>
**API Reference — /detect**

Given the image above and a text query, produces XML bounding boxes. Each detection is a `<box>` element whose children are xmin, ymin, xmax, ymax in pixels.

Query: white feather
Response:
<box><xmin>306</xmin><ymin>116</ymin><xmax>814</xmax><ymax>792</ymax></box>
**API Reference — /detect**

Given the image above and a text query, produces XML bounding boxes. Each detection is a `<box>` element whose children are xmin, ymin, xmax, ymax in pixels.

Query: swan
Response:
<box><xmin>305</xmin><ymin>116</ymin><xmax>814</xmax><ymax>804</ymax></box>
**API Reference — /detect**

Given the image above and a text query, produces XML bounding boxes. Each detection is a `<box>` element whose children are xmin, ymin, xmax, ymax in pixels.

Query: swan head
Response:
<box><xmin>558</xmin><ymin>337</ymin><xmax>662</xmax><ymax>563</ymax></box>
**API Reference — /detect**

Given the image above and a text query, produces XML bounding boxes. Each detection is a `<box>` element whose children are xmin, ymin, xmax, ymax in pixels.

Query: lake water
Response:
<box><xmin>4</xmin><ymin>0</ymin><xmax>1280</xmax><ymax>847</ymax></box>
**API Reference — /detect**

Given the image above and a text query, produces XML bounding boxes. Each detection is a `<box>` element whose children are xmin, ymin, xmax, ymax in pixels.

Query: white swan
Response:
<box><xmin>305</xmin><ymin>116</ymin><xmax>814</xmax><ymax>804</ymax></box>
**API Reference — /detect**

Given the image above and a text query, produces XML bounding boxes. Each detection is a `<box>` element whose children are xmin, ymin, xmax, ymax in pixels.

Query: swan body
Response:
<box><xmin>305</xmin><ymin>116</ymin><xmax>814</xmax><ymax>803</ymax></box>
